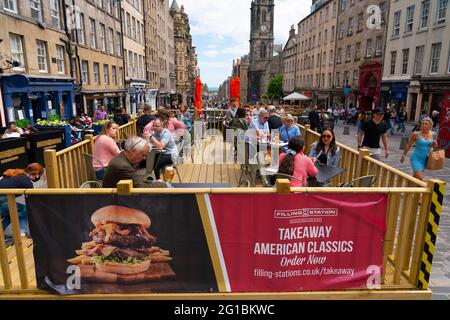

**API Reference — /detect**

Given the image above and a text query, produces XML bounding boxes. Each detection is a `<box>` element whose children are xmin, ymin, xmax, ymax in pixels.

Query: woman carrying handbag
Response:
<box><xmin>400</xmin><ymin>117</ymin><xmax>439</xmax><ymax>181</ymax></box>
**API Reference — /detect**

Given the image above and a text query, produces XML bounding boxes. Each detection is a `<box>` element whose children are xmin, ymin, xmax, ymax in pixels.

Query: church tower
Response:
<box><xmin>248</xmin><ymin>0</ymin><xmax>275</xmax><ymax>103</ymax></box>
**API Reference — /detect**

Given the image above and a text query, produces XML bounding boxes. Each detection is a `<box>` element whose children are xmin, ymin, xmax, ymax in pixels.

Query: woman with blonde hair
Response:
<box><xmin>400</xmin><ymin>117</ymin><xmax>438</xmax><ymax>181</ymax></box>
<box><xmin>92</xmin><ymin>121</ymin><xmax>121</xmax><ymax>179</ymax></box>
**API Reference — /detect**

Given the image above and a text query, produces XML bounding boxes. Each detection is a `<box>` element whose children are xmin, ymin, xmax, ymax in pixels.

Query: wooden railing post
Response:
<box><xmin>356</xmin><ymin>149</ymin><xmax>370</xmax><ymax>178</ymax></box>
<box><xmin>415</xmin><ymin>179</ymin><xmax>446</xmax><ymax>290</ymax></box>
<box><xmin>117</xmin><ymin>180</ymin><xmax>133</xmax><ymax>195</ymax></box>
<box><xmin>304</xmin><ymin>124</ymin><xmax>311</xmax><ymax>149</ymax></box>
<box><xmin>132</xmin><ymin>120</ymin><xmax>137</xmax><ymax>136</ymax></box>
<box><xmin>44</xmin><ymin>149</ymin><xmax>60</xmax><ymax>188</ymax></box>
<box><xmin>85</xmin><ymin>134</ymin><xmax>95</xmax><ymax>154</ymax></box>
<box><xmin>0</xmin><ymin>214</ymin><xmax>13</xmax><ymax>289</ymax></box>
<box><xmin>276</xmin><ymin>179</ymin><xmax>291</xmax><ymax>194</ymax></box>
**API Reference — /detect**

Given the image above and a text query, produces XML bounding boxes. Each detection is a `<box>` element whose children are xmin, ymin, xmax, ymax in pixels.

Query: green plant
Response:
<box><xmin>49</xmin><ymin>114</ymin><xmax>60</xmax><ymax>122</ymax></box>
<box><xmin>266</xmin><ymin>74</ymin><xmax>284</xmax><ymax>101</ymax></box>
<box><xmin>36</xmin><ymin>119</ymin><xmax>68</xmax><ymax>127</ymax></box>
<box><xmin>16</xmin><ymin>119</ymin><xmax>31</xmax><ymax>129</ymax></box>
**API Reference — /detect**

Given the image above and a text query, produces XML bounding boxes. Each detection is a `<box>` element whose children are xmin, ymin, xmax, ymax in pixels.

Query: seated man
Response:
<box><xmin>102</xmin><ymin>136</ymin><xmax>166</xmax><ymax>188</ymax></box>
<box><xmin>148</xmin><ymin>118</ymin><xmax>179</xmax><ymax>180</ymax></box>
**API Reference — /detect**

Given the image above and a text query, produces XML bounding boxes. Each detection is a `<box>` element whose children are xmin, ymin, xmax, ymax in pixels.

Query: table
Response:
<box><xmin>172</xmin><ymin>183</ymin><xmax>232</xmax><ymax>188</ymax></box>
<box><xmin>313</xmin><ymin>163</ymin><xmax>346</xmax><ymax>184</ymax></box>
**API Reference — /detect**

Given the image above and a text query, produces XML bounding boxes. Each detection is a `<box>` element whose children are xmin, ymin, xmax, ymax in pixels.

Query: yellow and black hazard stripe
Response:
<box><xmin>418</xmin><ymin>182</ymin><xmax>445</xmax><ymax>290</ymax></box>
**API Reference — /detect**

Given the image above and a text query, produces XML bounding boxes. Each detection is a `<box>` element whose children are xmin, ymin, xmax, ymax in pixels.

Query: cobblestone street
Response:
<box><xmin>333</xmin><ymin>122</ymin><xmax>450</xmax><ymax>300</ymax></box>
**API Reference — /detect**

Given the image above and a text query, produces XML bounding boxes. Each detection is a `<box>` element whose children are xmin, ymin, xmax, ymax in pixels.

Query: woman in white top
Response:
<box><xmin>2</xmin><ymin>122</ymin><xmax>23</xmax><ymax>139</ymax></box>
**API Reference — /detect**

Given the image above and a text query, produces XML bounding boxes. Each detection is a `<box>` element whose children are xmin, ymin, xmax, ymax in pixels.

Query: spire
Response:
<box><xmin>170</xmin><ymin>0</ymin><xmax>180</xmax><ymax>12</ymax></box>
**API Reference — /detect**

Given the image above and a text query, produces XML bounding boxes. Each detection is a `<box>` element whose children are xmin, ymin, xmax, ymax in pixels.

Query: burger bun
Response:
<box><xmin>91</xmin><ymin>205</ymin><xmax>151</xmax><ymax>228</ymax></box>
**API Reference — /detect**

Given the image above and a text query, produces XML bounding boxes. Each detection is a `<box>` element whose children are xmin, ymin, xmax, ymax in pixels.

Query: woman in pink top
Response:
<box><xmin>92</xmin><ymin>121</ymin><xmax>121</xmax><ymax>179</ymax></box>
<box><xmin>278</xmin><ymin>137</ymin><xmax>318</xmax><ymax>187</ymax></box>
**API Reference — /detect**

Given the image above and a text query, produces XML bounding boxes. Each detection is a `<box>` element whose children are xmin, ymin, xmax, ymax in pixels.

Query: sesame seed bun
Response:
<box><xmin>91</xmin><ymin>205</ymin><xmax>151</xmax><ymax>228</ymax></box>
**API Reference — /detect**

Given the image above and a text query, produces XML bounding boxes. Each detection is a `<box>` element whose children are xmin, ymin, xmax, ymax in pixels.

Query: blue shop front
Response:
<box><xmin>380</xmin><ymin>81</ymin><xmax>409</xmax><ymax>111</ymax></box>
<box><xmin>1</xmin><ymin>75</ymin><xmax>75</xmax><ymax>124</ymax></box>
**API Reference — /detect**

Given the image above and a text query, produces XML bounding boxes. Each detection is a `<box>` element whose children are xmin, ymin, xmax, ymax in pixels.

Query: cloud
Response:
<box><xmin>178</xmin><ymin>0</ymin><xmax>311</xmax><ymax>87</ymax></box>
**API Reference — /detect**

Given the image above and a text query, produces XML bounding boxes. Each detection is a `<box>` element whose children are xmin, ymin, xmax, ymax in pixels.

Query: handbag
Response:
<box><xmin>427</xmin><ymin>149</ymin><xmax>445</xmax><ymax>170</ymax></box>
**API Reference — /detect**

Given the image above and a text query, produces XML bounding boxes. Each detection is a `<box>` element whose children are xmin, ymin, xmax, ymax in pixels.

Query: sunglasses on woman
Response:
<box><xmin>322</xmin><ymin>134</ymin><xmax>333</xmax><ymax>139</ymax></box>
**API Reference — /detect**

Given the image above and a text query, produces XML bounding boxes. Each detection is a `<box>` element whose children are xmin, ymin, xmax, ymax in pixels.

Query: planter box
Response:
<box><xmin>0</xmin><ymin>137</ymin><xmax>29</xmax><ymax>174</ymax></box>
<box><xmin>35</xmin><ymin>125</ymin><xmax>72</xmax><ymax>148</ymax></box>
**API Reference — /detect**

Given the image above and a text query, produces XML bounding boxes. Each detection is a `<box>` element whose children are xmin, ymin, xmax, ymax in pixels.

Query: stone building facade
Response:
<box><xmin>295</xmin><ymin>0</ymin><xmax>338</xmax><ymax>106</ymax></box>
<box><xmin>382</xmin><ymin>0</ymin><xmax>450</xmax><ymax>122</ymax></box>
<box><xmin>333</xmin><ymin>0</ymin><xmax>388</xmax><ymax>111</ymax></box>
<box><xmin>143</xmin><ymin>0</ymin><xmax>159</xmax><ymax>109</ymax></box>
<box><xmin>283</xmin><ymin>25</ymin><xmax>298</xmax><ymax>95</ymax></box>
<box><xmin>0</xmin><ymin>0</ymin><xmax>76</xmax><ymax>125</ymax></box>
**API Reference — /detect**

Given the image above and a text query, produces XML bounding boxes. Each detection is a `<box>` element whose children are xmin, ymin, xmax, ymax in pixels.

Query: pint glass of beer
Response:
<box><xmin>164</xmin><ymin>167</ymin><xmax>175</xmax><ymax>183</ymax></box>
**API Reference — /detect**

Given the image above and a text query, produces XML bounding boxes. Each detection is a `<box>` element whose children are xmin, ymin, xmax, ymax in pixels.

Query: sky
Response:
<box><xmin>177</xmin><ymin>0</ymin><xmax>311</xmax><ymax>88</ymax></box>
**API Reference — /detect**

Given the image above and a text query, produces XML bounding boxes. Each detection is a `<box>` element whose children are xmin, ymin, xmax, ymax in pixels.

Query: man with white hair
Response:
<box><xmin>267</xmin><ymin>105</ymin><xmax>283</xmax><ymax>131</ymax></box>
<box><xmin>102</xmin><ymin>136</ymin><xmax>165</xmax><ymax>188</ymax></box>
<box><xmin>252</xmin><ymin>101</ymin><xmax>265</xmax><ymax>118</ymax></box>
<box><xmin>247</xmin><ymin>109</ymin><xmax>270</xmax><ymax>142</ymax></box>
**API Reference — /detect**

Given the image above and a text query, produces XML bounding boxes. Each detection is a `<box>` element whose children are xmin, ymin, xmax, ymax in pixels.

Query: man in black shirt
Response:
<box><xmin>136</xmin><ymin>106</ymin><xmax>156</xmax><ymax>136</ymax></box>
<box><xmin>267</xmin><ymin>105</ymin><xmax>283</xmax><ymax>131</ymax></box>
<box><xmin>309</xmin><ymin>105</ymin><xmax>322</xmax><ymax>132</ymax></box>
<box><xmin>357</xmin><ymin>108</ymin><xmax>389</xmax><ymax>161</ymax></box>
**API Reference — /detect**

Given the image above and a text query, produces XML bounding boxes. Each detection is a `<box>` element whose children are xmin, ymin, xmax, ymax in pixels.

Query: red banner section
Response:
<box><xmin>209</xmin><ymin>193</ymin><xmax>387</xmax><ymax>292</ymax></box>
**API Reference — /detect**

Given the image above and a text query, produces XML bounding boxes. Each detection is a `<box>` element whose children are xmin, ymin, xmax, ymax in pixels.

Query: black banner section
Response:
<box><xmin>26</xmin><ymin>194</ymin><xmax>218</xmax><ymax>294</ymax></box>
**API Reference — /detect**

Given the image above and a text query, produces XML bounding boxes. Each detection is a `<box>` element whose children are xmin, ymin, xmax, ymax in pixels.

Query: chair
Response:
<box><xmin>80</xmin><ymin>181</ymin><xmax>102</xmax><ymax>188</ymax></box>
<box><xmin>340</xmin><ymin>175</ymin><xmax>376</xmax><ymax>187</ymax></box>
<box><xmin>83</xmin><ymin>153</ymin><xmax>105</xmax><ymax>183</ymax></box>
<box><xmin>255</xmin><ymin>151</ymin><xmax>272</xmax><ymax>187</ymax></box>
<box><xmin>271</xmin><ymin>173</ymin><xmax>307</xmax><ymax>187</ymax></box>
<box><xmin>238</xmin><ymin>141</ymin><xmax>258</xmax><ymax>187</ymax></box>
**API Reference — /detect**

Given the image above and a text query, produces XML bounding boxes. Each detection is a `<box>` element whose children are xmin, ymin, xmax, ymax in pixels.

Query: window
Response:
<box><xmin>81</xmin><ymin>60</ymin><xmax>89</xmax><ymax>84</ymax></box>
<box><xmin>118</xmin><ymin>67</ymin><xmax>123</xmax><ymax>85</ymax></box>
<box><xmin>128</xmin><ymin>51</ymin><xmax>133</xmax><ymax>77</ymax></box>
<box><xmin>353</xmin><ymin>70</ymin><xmax>358</xmax><ymax>81</ymax></box>
<box><xmin>111</xmin><ymin>65</ymin><xmax>117</xmax><ymax>85</ymax></box>
<box><xmin>116</xmin><ymin>31</ymin><xmax>122</xmax><ymax>56</ymax></box>
<box><xmin>338</xmin><ymin>22</ymin><xmax>344</xmax><ymax>39</ymax></box>
<box><xmin>375</xmin><ymin>35</ymin><xmax>382</xmax><ymax>55</ymax></box>
<box><xmin>323</xmin><ymin>52</ymin><xmax>326</xmax><ymax>66</ymax></box>
<box><xmin>9</xmin><ymin>34</ymin><xmax>24</xmax><ymax>70</ymax></box>
<box><xmin>99</xmin><ymin>24</ymin><xmax>106</xmax><ymax>51</ymax></box>
<box><xmin>405</xmin><ymin>6</ymin><xmax>415</xmax><ymax>33</ymax></box>
<box><xmin>336</xmin><ymin>48</ymin><xmax>342</xmax><ymax>63</ymax></box>
<box><xmin>50</xmin><ymin>0</ymin><xmax>60</xmax><ymax>28</ymax></box>
<box><xmin>36</xmin><ymin>40</ymin><xmax>48</xmax><ymax>72</ymax></box>
<box><xmin>76</xmin><ymin>13</ymin><xmax>85</xmax><ymax>45</ymax></box>
<box><xmin>89</xmin><ymin>18</ymin><xmax>97</xmax><ymax>49</ymax></box>
<box><xmin>348</xmin><ymin>17</ymin><xmax>354</xmax><ymax>35</ymax></box>
<box><xmin>330</xmin><ymin>50</ymin><xmax>334</xmax><ymax>65</ymax></box>
<box><xmin>429</xmin><ymin>43</ymin><xmax>442</xmax><ymax>74</ymax></box>
<box><xmin>357</xmin><ymin>12</ymin><xmax>363</xmax><ymax>31</ymax></box>
<box><xmin>366</xmin><ymin>38</ymin><xmax>372</xmax><ymax>57</ymax></box>
<box><xmin>436</xmin><ymin>0</ymin><xmax>448</xmax><ymax>25</ymax></box>
<box><xmin>107</xmin><ymin>0</ymin><xmax>113</xmax><ymax>15</ymax></box>
<box><xmin>420</xmin><ymin>0</ymin><xmax>430</xmax><ymax>29</ymax></box>
<box><xmin>103</xmin><ymin>64</ymin><xmax>109</xmax><ymax>85</ymax></box>
<box><xmin>126</xmin><ymin>13</ymin><xmax>131</xmax><ymax>37</ymax></box>
<box><xmin>317</xmin><ymin>53</ymin><xmax>320</xmax><ymax>67</ymax></box>
<box><xmin>336</xmin><ymin>72</ymin><xmax>341</xmax><ymax>87</ymax></box>
<box><xmin>324</xmin><ymin>29</ymin><xmax>328</xmax><ymax>44</ymax></box>
<box><xmin>30</xmin><ymin>0</ymin><xmax>42</xmax><ymax>21</ymax></box>
<box><xmin>414</xmin><ymin>46</ymin><xmax>424</xmax><ymax>74</ymax></box>
<box><xmin>331</xmin><ymin>26</ymin><xmax>335</xmax><ymax>42</ymax></box>
<box><xmin>393</xmin><ymin>11</ymin><xmax>401</xmax><ymax>36</ymax></box>
<box><xmin>380</xmin><ymin>2</ymin><xmax>387</xmax><ymax>25</ymax></box>
<box><xmin>390</xmin><ymin>51</ymin><xmax>397</xmax><ymax>75</ymax></box>
<box><xmin>107</xmin><ymin>28</ymin><xmax>114</xmax><ymax>55</ymax></box>
<box><xmin>402</xmin><ymin>49</ymin><xmax>410</xmax><ymax>74</ymax></box>
<box><xmin>132</xmin><ymin>17</ymin><xmax>136</xmax><ymax>40</ymax></box>
<box><xmin>137</xmin><ymin>23</ymin><xmax>141</xmax><ymax>43</ymax></box>
<box><xmin>346</xmin><ymin>45</ymin><xmax>352</xmax><ymax>62</ymax></box>
<box><xmin>3</xmin><ymin>0</ymin><xmax>17</xmax><ymax>13</ymax></box>
<box><xmin>355</xmin><ymin>42</ymin><xmax>361</xmax><ymax>60</ymax></box>
<box><xmin>133</xmin><ymin>53</ymin><xmax>138</xmax><ymax>78</ymax></box>
<box><xmin>56</xmin><ymin>45</ymin><xmax>65</xmax><ymax>74</ymax></box>
<box><xmin>93</xmin><ymin>62</ymin><xmax>100</xmax><ymax>84</ymax></box>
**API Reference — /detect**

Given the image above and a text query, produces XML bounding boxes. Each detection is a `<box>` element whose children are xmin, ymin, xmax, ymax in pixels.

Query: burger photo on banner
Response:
<box><xmin>26</xmin><ymin>194</ymin><xmax>218</xmax><ymax>294</ymax></box>
<box><xmin>67</xmin><ymin>206</ymin><xmax>176</xmax><ymax>284</ymax></box>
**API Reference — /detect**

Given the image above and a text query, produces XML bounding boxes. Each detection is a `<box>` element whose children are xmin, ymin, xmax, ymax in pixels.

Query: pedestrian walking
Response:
<box><xmin>357</xmin><ymin>108</ymin><xmax>389</xmax><ymax>161</ymax></box>
<box><xmin>400</xmin><ymin>117</ymin><xmax>438</xmax><ymax>181</ymax></box>
<box><xmin>396</xmin><ymin>107</ymin><xmax>407</xmax><ymax>134</ymax></box>
<box><xmin>333</xmin><ymin>108</ymin><xmax>339</xmax><ymax>125</ymax></box>
<box><xmin>389</xmin><ymin>108</ymin><xmax>397</xmax><ymax>135</ymax></box>
<box><xmin>309</xmin><ymin>105</ymin><xmax>322</xmax><ymax>132</ymax></box>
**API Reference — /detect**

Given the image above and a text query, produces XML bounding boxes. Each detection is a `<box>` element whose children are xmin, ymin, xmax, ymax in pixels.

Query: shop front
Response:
<box><xmin>81</xmin><ymin>90</ymin><xmax>127</xmax><ymax>116</ymax></box>
<box><xmin>380</xmin><ymin>81</ymin><xmax>409</xmax><ymax>111</ymax></box>
<box><xmin>127</xmin><ymin>81</ymin><xmax>148</xmax><ymax>115</ymax></box>
<box><xmin>145</xmin><ymin>89</ymin><xmax>158</xmax><ymax>110</ymax></box>
<box><xmin>421</xmin><ymin>78</ymin><xmax>450</xmax><ymax>116</ymax></box>
<box><xmin>358</xmin><ymin>62</ymin><xmax>382</xmax><ymax>112</ymax></box>
<box><xmin>1</xmin><ymin>75</ymin><xmax>75</xmax><ymax>124</ymax></box>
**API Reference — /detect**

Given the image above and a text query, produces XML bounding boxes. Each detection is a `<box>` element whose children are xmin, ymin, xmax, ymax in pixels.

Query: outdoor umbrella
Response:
<box><xmin>283</xmin><ymin>92</ymin><xmax>311</xmax><ymax>101</ymax></box>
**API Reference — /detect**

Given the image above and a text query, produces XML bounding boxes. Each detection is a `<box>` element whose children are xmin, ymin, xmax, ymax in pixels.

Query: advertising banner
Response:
<box><xmin>27</xmin><ymin>193</ymin><xmax>387</xmax><ymax>294</ymax></box>
<box><xmin>27</xmin><ymin>195</ymin><xmax>218</xmax><ymax>294</ymax></box>
<box><xmin>208</xmin><ymin>193</ymin><xmax>387</xmax><ymax>292</ymax></box>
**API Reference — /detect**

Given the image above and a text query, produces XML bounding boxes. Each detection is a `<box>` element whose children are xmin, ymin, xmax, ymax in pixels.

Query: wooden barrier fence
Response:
<box><xmin>44</xmin><ymin>121</ymin><xmax>136</xmax><ymax>189</ymax></box>
<box><xmin>0</xmin><ymin>179</ymin><xmax>445</xmax><ymax>299</ymax></box>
